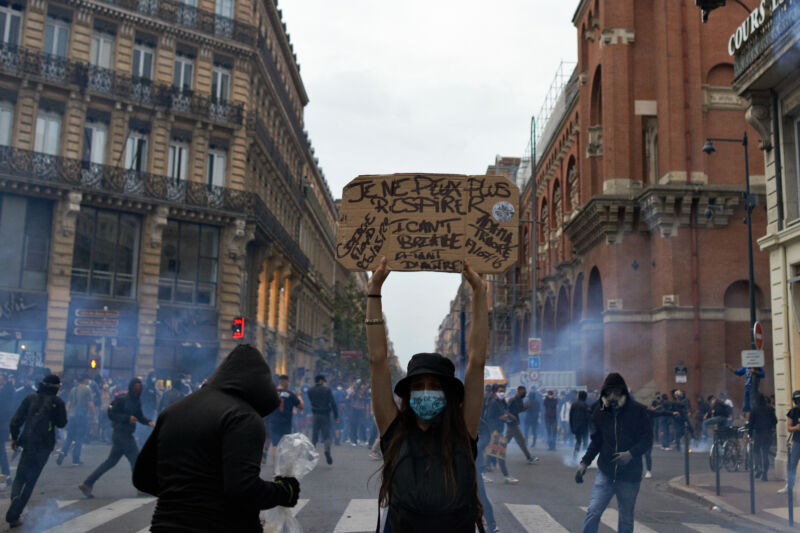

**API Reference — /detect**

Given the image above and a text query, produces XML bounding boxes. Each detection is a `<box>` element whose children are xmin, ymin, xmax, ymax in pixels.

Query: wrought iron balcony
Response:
<box><xmin>0</xmin><ymin>146</ymin><xmax>310</xmax><ymax>273</ymax></box>
<box><xmin>0</xmin><ymin>43</ymin><xmax>244</xmax><ymax>126</ymax></box>
<box><xmin>95</xmin><ymin>0</ymin><xmax>256</xmax><ymax>46</ymax></box>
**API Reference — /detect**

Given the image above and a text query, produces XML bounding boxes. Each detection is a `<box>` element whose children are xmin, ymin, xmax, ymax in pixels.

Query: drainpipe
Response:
<box><xmin>772</xmin><ymin>89</ymin><xmax>784</xmax><ymax>232</ymax></box>
<box><xmin>681</xmin><ymin>1</ymin><xmax>702</xmax><ymax>398</ymax></box>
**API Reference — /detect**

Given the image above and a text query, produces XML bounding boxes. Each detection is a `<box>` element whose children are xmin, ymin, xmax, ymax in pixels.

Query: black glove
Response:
<box><xmin>575</xmin><ymin>463</ymin><xmax>587</xmax><ymax>484</ymax></box>
<box><xmin>273</xmin><ymin>476</ymin><xmax>300</xmax><ymax>507</ymax></box>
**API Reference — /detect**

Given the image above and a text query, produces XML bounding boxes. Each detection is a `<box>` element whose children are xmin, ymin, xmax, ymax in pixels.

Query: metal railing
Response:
<box><xmin>0</xmin><ymin>43</ymin><xmax>244</xmax><ymax>126</ymax></box>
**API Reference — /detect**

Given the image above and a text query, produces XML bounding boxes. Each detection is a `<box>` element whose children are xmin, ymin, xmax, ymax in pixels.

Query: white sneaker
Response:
<box><xmin>645</xmin><ymin>471</ymin><xmax>652</xmax><ymax>479</ymax></box>
<box><xmin>778</xmin><ymin>485</ymin><xmax>789</xmax><ymax>494</ymax></box>
<box><xmin>504</xmin><ymin>476</ymin><xmax>519</xmax><ymax>485</ymax></box>
<box><xmin>481</xmin><ymin>473</ymin><xmax>493</xmax><ymax>484</ymax></box>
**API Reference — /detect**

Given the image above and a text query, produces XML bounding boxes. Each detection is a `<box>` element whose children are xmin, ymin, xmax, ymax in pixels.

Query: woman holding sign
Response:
<box><xmin>367</xmin><ymin>257</ymin><xmax>488</xmax><ymax>533</ymax></box>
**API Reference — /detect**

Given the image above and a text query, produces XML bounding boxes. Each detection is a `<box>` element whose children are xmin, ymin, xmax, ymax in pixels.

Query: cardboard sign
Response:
<box><xmin>335</xmin><ymin>173</ymin><xmax>519</xmax><ymax>273</ymax></box>
<box><xmin>486</xmin><ymin>431</ymin><xmax>508</xmax><ymax>460</ymax></box>
<box><xmin>0</xmin><ymin>351</ymin><xmax>20</xmax><ymax>371</ymax></box>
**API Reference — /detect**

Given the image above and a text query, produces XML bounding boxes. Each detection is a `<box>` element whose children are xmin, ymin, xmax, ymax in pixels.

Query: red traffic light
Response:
<box><xmin>232</xmin><ymin>317</ymin><xmax>245</xmax><ymax>339</ymax></box>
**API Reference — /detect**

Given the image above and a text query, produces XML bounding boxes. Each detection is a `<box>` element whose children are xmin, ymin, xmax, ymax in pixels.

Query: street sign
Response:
<box><xmin>528</xmin><ymin>370</ymin><xmax>540</xmax><ymax>382</ymax></box>
<box><xmin>528</xmin><ymin>337</ymin><xmax>541</xmax><ymax>356</ymax></box>
<box><xmin>528</xmin><ymin>356</ymin><xmax>541</xmax><ymax>370</ymax></box>
<box><xmin>754</xmin><ymin>321</ymin><xmax>764</xmax><ymax>350</ymax></box>
<box><xmin>340</xmin><ymin>350</ymin><xmax>363</xmax><ymax>360</ymax></box>
<box><xmin>741</xmin><ymin>349</ymin><xmax>765</xmax><ymax>368</ymax></box>
<box><xmin>0</xmin><ymin>352</ymin><xmax>19</xmax><ymax>371</ymax></box>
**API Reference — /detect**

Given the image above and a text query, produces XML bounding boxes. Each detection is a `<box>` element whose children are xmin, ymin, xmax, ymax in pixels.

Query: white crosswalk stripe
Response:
<box><xmin>41</xmin><ymin>497</ymin><xmax>156</xmax><ymax>533</ymax></box>
<box><xmin>333</xmin><ymin>498</ymin><xmax>378</xmax><ymax>533</ymax></box>
<box><xmin>580</xmin><ymin>506</ymin><xmax>659</xmax><ymax>533</ymax></box>
<box><xmin>55</xmin><ymin>499</ymin><xmax>78</xmax><ymax>509</ymax></box>
<box><xmin>764</xmin><ymin>506</ymin><xmax>800</xmax><ymax>520</ymax></box>
<box><xmin>683</xmin><ymin>524</ymin><xmax>735</xmax><ymax>533</ymax></box>
<box><xmin>505</xmin><ymin>503</ymin><xmax>569</xmax><ymax>532</ymax></box>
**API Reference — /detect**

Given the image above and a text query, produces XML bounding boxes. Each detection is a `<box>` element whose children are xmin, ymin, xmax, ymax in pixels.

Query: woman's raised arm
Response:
<box><xmin>367</xmin><ymin>257</ymin><xmax>399</xmax><ymax>436</ymax></box>
<box><xmin>462</xmin><ymin>260</ymin><xmax>487</xmax><ymax>439</ymax></box>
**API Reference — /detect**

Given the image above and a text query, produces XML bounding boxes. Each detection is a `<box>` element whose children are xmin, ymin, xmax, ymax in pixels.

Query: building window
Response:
<box><xmin>207</xmin><ymin>148</ymin><xmax>226</xmax><ymax>187</ymax></box>
<box><xmin>211</xmin><ymin>66</ymin><xmax>230</xmax><ymax>102</ymax></box>
<box><xmin>44</xmin><ymin>17</ymin><xmax>70</xmax><ymax>57</ymax></box>
<box><xmin>34</xmin><ymin>111</ymin><xmax>61</xmax><ymax>155</ymax></box>
<box><xmin>132</xmin><ymin>43</ymin><xmax>154</xmax><ymax>79</ymax></box>
<box><xmin>83</xmin><ymin>122</ymin><xmax>107</xmax><ymax>164</ymax></box>
<box><xmin>125</xmin><ymin>131</ymin><xmax>148</xmax><ymax>172</ymax></box>
<box><xmin>71</xmin><ymin>207</ymin><xmax>140</xmax><ymax>298</ymax></box>
<box><xmin>167</xmin><ymin>141</ymin><xmax>189</xmax><ymax>180</ymax></box>
<box><xmin>0</xmin><ymin>195</ymin><xmax>51</xmax><ymax>290</ymax></box>
<box><xmin>90</xmin><ymin>32</ymin><xmax>114</xmax><ymax>68</ymax></box>
<box><xmin>216</xmin><ymin>0</ymin><xmax>232</xmax><ymax>18</ymax></box>
<box><xmin>173</xmin><ymin>53</ymin><xmax>194</xmax><ymax>92</ymax></box>
<box><xmin>158</xmin><ymin>220</ymin><xmax>219</xmax><ymax>306</ymax></box>
<box><xmin>0</xmin><ymin>102</ymin><xmax>12</xmax><ymax>146</ymax></box>
<box><xmin>0</xmin><ymin>5</ymin><xmax>22</xmax><ymax>46</ymax></box>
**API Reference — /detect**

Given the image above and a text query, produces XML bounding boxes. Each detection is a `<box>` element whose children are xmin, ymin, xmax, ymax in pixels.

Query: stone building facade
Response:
<box><xmin>511</xmin><ymin>0</ymin><xmax>772</xmax><ymax>403</ymax></box>
<box><xmin>730</xmin><ymin>0</ymin><xmax>800</xmax><ymax>474</ymax></box>
<box><xmin>0</xmin><ymin>0</ymin><xmax>344</xmax><ymax>382</ymax></box>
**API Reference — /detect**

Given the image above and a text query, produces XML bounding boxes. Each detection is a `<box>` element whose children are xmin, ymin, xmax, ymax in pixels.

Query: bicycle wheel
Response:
<box><xmin>709</xmin><ymin>442</ymin><xmax>720</xmax><ymax>472</ymax></box>
<box><xmin>722</xmin><ymin>440</ymin><xmax>739</xmax><ymax>472</ymax></box>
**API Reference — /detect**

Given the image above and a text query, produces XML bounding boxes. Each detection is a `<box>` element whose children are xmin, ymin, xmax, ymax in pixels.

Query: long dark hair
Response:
<box><xmin>377</xmin><ymin>379</ymin><xmax>483</xmax><ymax>525</ymax></box>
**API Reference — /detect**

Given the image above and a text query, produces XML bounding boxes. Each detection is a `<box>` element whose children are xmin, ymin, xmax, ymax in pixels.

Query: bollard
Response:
<box><xmin>715</xmin><ymin>435</ymin><xmax>721</xmax><ymax>496</ymax></box>
<box><xmin>684</xmin><ymin>422</ymin><xmax>690</xmax><ymax>486</ymax></box>
<box><xmin>790</xmin><ymin>483</ymin><xmax>794</xmax><ymax>527</ymax></box>
<box><xmin>748</xmin><ymin>438</ymin><xmax>755</xmax><ymax>514</ymax></box>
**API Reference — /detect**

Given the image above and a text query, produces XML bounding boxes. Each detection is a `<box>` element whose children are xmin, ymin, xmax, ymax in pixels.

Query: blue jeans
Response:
<box><xmin>788</xmin><ymin>440</ymin><xmax>800</xmax><ymax>488</ymax></box>
<box><xmin>61</xmin><ymin>415</ymin><xmax>88</xmax><ymax>462</ymax></box>
<box><xmin>582</xmin><ymin>470</ymin><xmax>641</xmax><ymax>533</ymax></box>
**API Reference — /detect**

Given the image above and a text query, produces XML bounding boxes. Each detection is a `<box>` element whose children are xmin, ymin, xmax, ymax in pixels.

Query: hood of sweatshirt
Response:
<box><xmin>206</xmin><ymin>344</ymin><xmax>280</xmax><ymax>417</ymax></box>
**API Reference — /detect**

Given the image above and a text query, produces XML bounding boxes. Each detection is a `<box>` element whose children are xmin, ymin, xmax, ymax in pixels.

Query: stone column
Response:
<box><xmin>23</xmin><ymin>0</ymin><xmax>46</xmax><ymax>51</ymax></box>
<box><xmin>135</xmin><ymin>205</ymin><xmax>168</xmax><ymax>375</ymax></box>
<box><xmin>69</xmin><ymin>8</ymin><xmax>93</xmax><ymax>63</ymax></box>
<box><xmin>62</xmin><ymin>93</ymin><xmax>86</xmax><ymax>160</ymax></box>
<box><xmin>44</xmin><ymin>191</ymin><xmax>82</xmax><ymax>371</ymax></box>
<box><xmin>12</xmin><ymin>85</ymin><xmax>38</xmax><ymax>151</ymax></box>
<box><xmin>217</xmin><ymin>218</ymin><xmax>254</xmax><ymax>361</ymax></box>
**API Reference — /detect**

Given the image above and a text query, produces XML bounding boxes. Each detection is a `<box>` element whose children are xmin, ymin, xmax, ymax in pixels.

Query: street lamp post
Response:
<box><xmin>530</xmin><ymin>115</ymin><xmax>537</xmax><ymax>341</ymax></box>
<box><xmin>702</xmin><ymin>133</ymin><xmax>756</xmax><ymax>348</ymax></box>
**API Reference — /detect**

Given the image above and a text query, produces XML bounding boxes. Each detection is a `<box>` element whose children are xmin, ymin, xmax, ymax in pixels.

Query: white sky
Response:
<box><xmin>280</xmin><ymin>0</ymin><xmax>578</xmax><ymax>368</ymax></box>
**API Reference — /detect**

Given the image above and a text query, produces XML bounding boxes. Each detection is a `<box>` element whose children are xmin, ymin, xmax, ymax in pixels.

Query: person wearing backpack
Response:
<box><xmin>78</xmin><ymin>377</ymin><xmax>153</xmax><ymax>498</ymax></box>
<box><xmin>6</xmin><ymin>374</ymin><xmax>67</xmax><ymax>528</ymax></box>
<box><xmin>367</xmin><ymin>258</ymin><xmax>488</xmax><ymax>533</ymax></box>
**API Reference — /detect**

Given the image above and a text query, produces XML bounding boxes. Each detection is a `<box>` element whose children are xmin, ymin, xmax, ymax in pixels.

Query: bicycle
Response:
<box><xmin>710</xmin><ymin>425</ymin><xmax>752</xmax><ymax>473</ymax></box>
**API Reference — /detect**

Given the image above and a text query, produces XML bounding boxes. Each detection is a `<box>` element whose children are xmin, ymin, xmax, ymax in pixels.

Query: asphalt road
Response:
<box><xmin>0</xmin><ymin>439</ymin><xmax>776</xmax><ymax>532</ymax></box>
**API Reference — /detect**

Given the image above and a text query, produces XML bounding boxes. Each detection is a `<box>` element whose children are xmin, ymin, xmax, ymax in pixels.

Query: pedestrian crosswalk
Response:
<box><xmin>2</xmin><ymin>495</ymin><xmax>747</xmax><ymax>532</ymax></box>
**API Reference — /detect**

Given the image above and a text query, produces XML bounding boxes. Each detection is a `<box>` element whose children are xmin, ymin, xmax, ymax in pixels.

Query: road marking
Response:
<box><xmin>683</xmin><ymin>524</ymin><xmax>735</xmax><ymax>533</ymax></box>
<box><xmin>41</xmin><ymin>497</ymin><xmax>156</xmax><ymax>533</ymax></box>
<box><xmin>505</xmin><ymin>503</ymin><xmax>568</xmax><ymax>532</ymax></box>
<box><xmin>764</xmin><ymin>507</ymin><xmax>800</xmax><ymax>520</ymax></box>
<box><xmin>292</xmin><ymin>498</ymin><xmax>309</xmax><ymax>517</ymax></box>
<box><xmin>134</xmin><ymin>528</ymin><xmax>151</xmax><ymax>533</ymax></box>
<box><xmin>333</xmin><ymin>499</ymin><xmax>378</xmax><ymax>532</ymax></box>
<box><xmin>580</xmin><ymin>506</ymin><xmax>658</xmax><ymax>533</ymax></box>
<box><xmin>55</xmin><ymin>499</ymin><xmax>78</xmax><ymax>509</ymax></box>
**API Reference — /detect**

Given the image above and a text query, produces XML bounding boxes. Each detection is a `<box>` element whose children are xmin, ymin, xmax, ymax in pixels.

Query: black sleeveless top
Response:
<box><xmin>380</xmin><ymin>416</ymin><xmax>479</xmax><ymax>533</ymax></box>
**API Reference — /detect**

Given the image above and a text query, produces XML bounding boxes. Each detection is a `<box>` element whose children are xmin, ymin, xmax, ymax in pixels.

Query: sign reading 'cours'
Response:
<box><xmin>335</xmin><ymin>173</ymin><xmax>519</xmax><ymax>273</ymax></box>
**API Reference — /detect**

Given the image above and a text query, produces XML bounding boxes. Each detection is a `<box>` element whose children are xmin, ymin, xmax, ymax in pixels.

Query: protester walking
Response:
<box><xmin>780</xmin><ymin>390</ymin><xmax>800</xmax><ymax>495</ymax></box>
<box><xmin>0</xmin><ymin>373</ymin><xmax>16</xmax><ymax>486</ymax></box>
<box><xmin>367</xmin><ymin>257</ymin><xmax>488</xmax><ymax>532</ymax></box>
<box><xmin>570</xmin><ymin>390</ymin><xmax>591</xmax><ymax>460</ymax></box>
<box><xmin>486</xmin><ymin>384</ymin><xmax>518</xmax><ymax>484</ymax></box>
<box><xmin>267</xmin><ymin>375</ymin><xmax>303</xmax><ymax>463</ymax></box>
<box><xmin>57</xmin><ymin>374</ymin><xmax>95</xmax><ymax>466</ymax></box>
<box><xmin>134</xmin><ymin>344</ymin><xmax>299</xmax><ymax>532</ymax></box>
<box><xmin>157</xmin><ymin>379</ymin><xmax>186</xmax><ymax>414</ymax></box>
<box><xmin>749</xmin><ymin>393</ymin><xmax>777</xmax><ymax>481</ymax></box>
<box><xmin>505</xmin><ymin>385</ymin><xmax>538</xmax><ymax>464</ymax></box>
<box><xmin>308</xmin><ymin>374</ymin><xmax>339</xmax><ymax>465</ymax></box>
<box><xmin>6</xmin><ymin>374</ymin><xmax>67</xmax><ymax>528</ymax></box>
<box><xmin>79</xmin><ymin>378</ymin><xmax>154</xmax><ymax>498</ymax></box>
<box><xmin>576</xmin><ymin>373</ymin><xmax>652</xmax><ymax>533</ymax></box>
<box><xmin>524</xmin><ymin>388</ymin><xmax>540</xmax><ymax>448</ymax></box>
<box><xmin>543</xmin><ymin>390</ymin><xmax>558</xmax><ymax>451</ymax></box>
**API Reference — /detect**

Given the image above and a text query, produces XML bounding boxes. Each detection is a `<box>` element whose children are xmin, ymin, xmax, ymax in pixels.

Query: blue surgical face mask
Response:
<box><xmin>409</xmin><ymin>390</ymin><xmax>446</xmax><ymax>420</ymax></box>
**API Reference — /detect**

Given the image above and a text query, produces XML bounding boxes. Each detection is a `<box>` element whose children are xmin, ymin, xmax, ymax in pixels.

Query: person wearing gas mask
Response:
<box><xmin>779</xmin><ymin>390</ymin><xmax>800</xmax><ymax>496</ymax></box>
<box><xmin>575</xmin><ymin>373</ymin><xmax>652</xmax><ymax>533</ymax></box>
<box><xmin>670</xmin><ymin>389</ymin><xmax>694</xmax><ymax>452</ymax></box>
<box><xmin>367</xmin><ymin>258</ymin><xmax>489</xmax><ymax>532</ymax></box>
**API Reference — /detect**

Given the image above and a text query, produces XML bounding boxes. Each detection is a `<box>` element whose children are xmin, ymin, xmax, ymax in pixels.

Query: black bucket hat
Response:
<box><xmin>394</xmin><ymin>353</ymin><xmax>464</xmax><ymax>401</ymax></box>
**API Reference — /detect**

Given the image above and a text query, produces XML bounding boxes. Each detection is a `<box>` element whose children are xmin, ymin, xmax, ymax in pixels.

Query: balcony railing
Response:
<box><xmin>0</xmin><ymin>146</ymin><xmax>310</xmax><ymax>273</ymax></box>
<box><xmin>250</xmin><ymin>115</ymin><xmax>304</xmax><ymax>205</ymax></box>
<box><xmin>96</xmin><ymin>0</ymin><xmax>256</xmax><ymax>46</ymax></box>
<box><xmin>0</xmin><ymin>44</ymin><xmax>244</xmax><ymax>126</ymax></box>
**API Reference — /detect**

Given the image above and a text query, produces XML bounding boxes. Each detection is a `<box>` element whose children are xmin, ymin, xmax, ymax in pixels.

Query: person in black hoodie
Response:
<box><xmin>133</xmin><ymin>344</ymin><xmax>300</xmax><ymax>532</ymax></box>
<box><xmin>749</xmin><ymin>393</ymin><xmax>777</xmax><ymax>481</ymax></box>
<box><xmin>576</xmin><ymin>373</ymin><xmax>652</xmax><ymax>533</ymax></box>
<box><xmin>79</xmin><ymin>377</ymin><xmax>153</xmax><ymax>498</ymax></box>
<box><xmin>308</xmin><ymin>374</ymin><xmax>339</xmax><ymax>465</ymax></box>
<box><xmin>6</xmin><ymin>374</ymin><xmax>67</xmax><ymax>528</ymax></box>
<box><xmin>0</xmin><ymin>373</ymin><xmax>16</xmax><ymax>485</ymax></box>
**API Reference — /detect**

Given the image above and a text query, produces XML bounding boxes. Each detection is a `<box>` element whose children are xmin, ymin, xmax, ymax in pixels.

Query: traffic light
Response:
<box><xmin>90</xmin><ymin>359</ymin><xmax>98</xmax><ymax>369</ymax></box>
<box><xmin>232</xmin><ymin>316</ymin><xmax>245</xmax><ymax>339</ymax></box>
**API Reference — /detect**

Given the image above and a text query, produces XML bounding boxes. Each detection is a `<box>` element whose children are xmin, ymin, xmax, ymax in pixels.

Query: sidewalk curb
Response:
<box><xmin>666</xmin><ymin>476</ymin><xmax>795</xmax><ymax>533</ymax></box>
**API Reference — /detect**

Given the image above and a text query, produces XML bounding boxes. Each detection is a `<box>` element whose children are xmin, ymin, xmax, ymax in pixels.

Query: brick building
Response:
<box><xmin>509</xmin><ymin>0</ymin><xmax>772</xmax><ymax>403</ymax></box>
<box><xmin>0</xmin><ymin>0</ymin><xmax>350</xmax><ymax>382</ymax></box>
